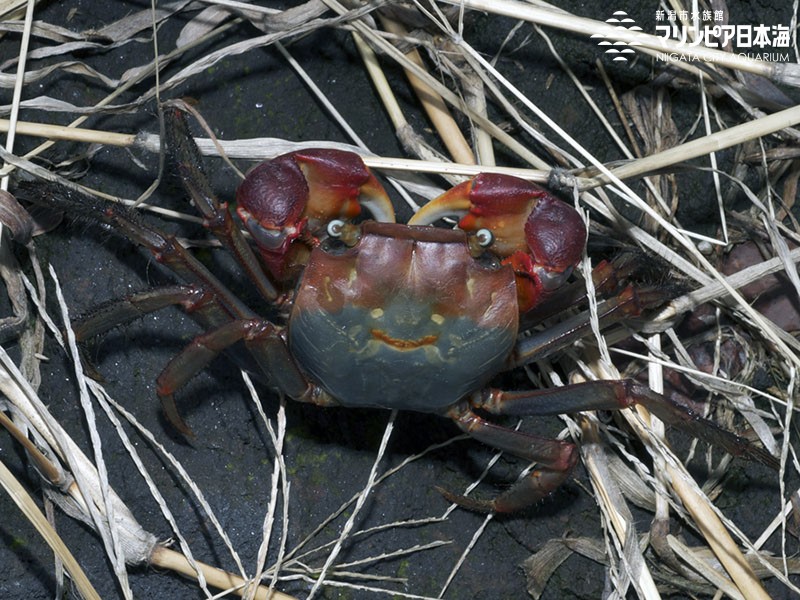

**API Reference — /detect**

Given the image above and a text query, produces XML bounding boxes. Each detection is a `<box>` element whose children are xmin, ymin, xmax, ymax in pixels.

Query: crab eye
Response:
<box><xmin>324</xmin><ymin>219</ymin><xmax>361</xmax><ymax>248</ymax></box>
<box><xmin>327</xmin><ymin>219</ymin><xmax>346</xmax><ymax>238</ymax></box>
<box><xmin>535</xmin><ymin>265</ymin><xmax>573</xmax><ymax>291</ymax></box>
<box><xmin>475</xmin><ymin>228</ymin><xmax>494</xmax><ymax>248</ymax></box>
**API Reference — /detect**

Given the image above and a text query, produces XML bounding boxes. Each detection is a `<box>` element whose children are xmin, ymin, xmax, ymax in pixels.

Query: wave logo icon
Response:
<box><xmin>591</xmin><ymin>11</ymin><xmax>642</xmax><ymax>62</ymax></box>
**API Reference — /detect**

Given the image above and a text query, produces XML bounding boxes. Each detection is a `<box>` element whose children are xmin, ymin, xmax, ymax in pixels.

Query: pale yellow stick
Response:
<box><xmin>592</xmin><ymin>102</ymin><xmax>800</xmax><ymax>187</ymax></box>
<box><xmin>0</xmin><ymin>118</ymin><xmax>137</xmax><ymax>147</ymax></box>
<box><xmin>0</xmin><ymin>117</ymin><xmax>544</xmax><ymax>180</ymax></box>
<box><xmin>5</xmin><ymin>100</ymin><xmax>800</xmax><ymax>189</ymax></box>
<box><xmin>150</xmin><ymin>547</ymin><xmax>297</xmax><ymax>600</ymax></box>
<box><xmin>351</xmin><ymin>34</ymin><xmax>408</xmax><ymax>136</ymax></box>
<box><xmin>668</xmin><ymin>466</ymin><xmax>771</xmax><ymax>599</ymax></box>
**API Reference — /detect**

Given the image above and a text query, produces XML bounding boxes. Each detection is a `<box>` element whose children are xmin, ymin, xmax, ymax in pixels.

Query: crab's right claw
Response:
<box><xmin>236</xmin><ymin>149</ymin><xmax>395</xmax><ymax>280</ymax></box>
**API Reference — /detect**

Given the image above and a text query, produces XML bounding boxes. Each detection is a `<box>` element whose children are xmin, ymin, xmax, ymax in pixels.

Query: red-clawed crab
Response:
<box><xmin>36</xmin><ymin>108</ymin><xmax>777</xmax><ymax>513</ymax></box>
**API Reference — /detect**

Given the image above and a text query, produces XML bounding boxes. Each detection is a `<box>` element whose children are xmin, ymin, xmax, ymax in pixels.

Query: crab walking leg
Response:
<box><xmin>28</xmin><ymin>184</ymin><xmax>254</xmax><ymax>321</ymax></box>
<box><xmin>155</xmin><ymin>319</ymin><xmax>315</xmax><ymax>437</ymax></box>
<box><xmin>165</xmin><ymin>109</ymin><xmax>279</xmax><ymax>302</ymax></box>
<box><xmin>442</xmin><ymin>405</ymin><xmax>579</xmax><ymax>513</ymax></box>
<box><xmin>71</xmin><ymin>285</ymin><xmax>221</xmax><ymax>341</ymax></box>
<box><xmin>512</xmin><ymin>284</ymin><xmax>668</xmax><ymax>367</ymax></box>
<box><xmin>521</xmin><ymin>250</ymin><xmax>648</xmax><ymax>325</ymax></box>
<box><xmin>29</xmin><ymin>186</ymin><xmax>323</xmax><ymax>430</ymax></box>
<box><xmin>473</xmin><ymin>381</ymin><xmax>779</xmax><ymax>468</ymax></box>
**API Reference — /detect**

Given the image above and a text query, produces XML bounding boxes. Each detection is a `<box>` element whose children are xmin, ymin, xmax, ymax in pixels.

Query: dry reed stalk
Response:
<box><xmin>150</xmin><ymin>546</ymin><xmax>295</xmax><ymax>600</ymax></box>
<box><xmin>668</xmin><ymin>465</ymin><xmax>770</xmax><ymax>599</ymax></box>
<box><xmin>0</xmin><ymin>118</ymin><xmax>539</xmax><ymax>180</ymax></box>
<box><xmin>0</xmin><ymin>455</ymin><xmax>101</xmax><ymax>600</ymax></box>
<box><xmin>0</xmin><ymin>118</ymin><xmax>137</xmax><ymax>147</ymax></box>
<box><xmin>8</xmin><ymin>102</ymin><xmax>800</xmax><ymax>207</ymax></box>
<box><xmin>597</xmin><ymin>103</ymin><xmax>800</xmax><ymax>188</ymax></box>
<box><xmin>379</xmin><ymin>18</ymin><xmax>475</xmax><ymax>165</ymax></box>
<box><xmin>351</xmin><ymin>34</ymin><xmax>409</xmax><ymax>140</ymax></box>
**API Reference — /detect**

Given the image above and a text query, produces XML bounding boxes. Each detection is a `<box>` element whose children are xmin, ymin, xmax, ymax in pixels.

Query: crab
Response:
<box><xmin>35</xmin><ymin>108</ymin><xmax>777</xmax><ymax>513</ymax></box>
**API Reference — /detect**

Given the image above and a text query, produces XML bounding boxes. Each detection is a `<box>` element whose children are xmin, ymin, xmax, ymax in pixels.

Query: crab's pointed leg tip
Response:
<box><xmin>160</xmin><ymin>398</ymin><xmax>197</xmax><ymax>441</ymax></box>
<box><xmin>435</xmin><ymin>486</ymin><xmax>496</xmax><ymax>513</ymax></box>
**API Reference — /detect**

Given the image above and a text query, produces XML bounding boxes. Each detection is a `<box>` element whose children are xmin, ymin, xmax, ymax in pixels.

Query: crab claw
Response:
<box><xmin>410</xmin><ymin>173</ymin><xmax>587</xmax><ymax>312</ymax></box>
<box><xmin>236</xmin><ymin>149</ymin><xmax>395</xmax><ymax>280</ymax></box>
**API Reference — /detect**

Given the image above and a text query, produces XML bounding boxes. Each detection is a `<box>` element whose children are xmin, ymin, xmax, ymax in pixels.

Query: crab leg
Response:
<box><xmin>166</xmin><ymin>109</ymin><xmax>279</xmax><ymax>302</ymax></box>
<box><xmin>154</xmin><ymin>318</ymin><xmax>316</xmax><ymax>437</ymax></box>
<box><xmin>472</xmin><ymin>381</ymin><xmax>778</xmax><ymax>468</ymax></box>
<box><xmin>521</xmin><ymin>250</ymin><xmax>647</xmax><ymax>326</ymax></box>
<box><xmin>445</xmin><ymin>376</ymin><xmax>777</xmax><ymax>512</ymax></box>
<box><xmin>25</xmin><ymin>184</ymin><xmax>252</xmax><ymax>323</ymax></box>
<box><xmin>27</xmin><ymin>184</ymin><xmax>327</xmax><ymax>434</ymax></box>
<box><xmin>512</xmin><ymin>284</ymin><xmax>668</xmax><ymax>367</ymax></box>
<box><xmin>72</xmin><ymin>285</ymin><xmax>220</xmax><ymax>341</ymax></box>
<box><xmin>443</xmin><ymin>405</ymin><xmax>578</xmax><ymax>512</ymax></box>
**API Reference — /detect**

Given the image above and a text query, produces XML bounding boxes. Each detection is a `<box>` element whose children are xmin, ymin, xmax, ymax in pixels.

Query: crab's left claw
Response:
<box><xmin>410</xmin><ymin>173</ymin><xmax>543</xmax><ymax>256</ymax></box>
<box><xmin>236</xmin><ymin>149</ymin><xmax>395</xmax><ymax>280</ymax></box>
<box><xmin>410</xmin><ymin>173</ymin><xmax>587</xmax><ymax>312</ymax></box>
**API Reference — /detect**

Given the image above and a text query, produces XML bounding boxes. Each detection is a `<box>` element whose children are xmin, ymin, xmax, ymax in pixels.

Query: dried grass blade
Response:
<box><xmin>581</xmin><ymin>416</ymin><xmax>659</xmax><ymax>598</ymax></box>
<box><xmin>0</xmin><ymin>457</ymin><xmax>102</xmax><ymax>600</ymax></box>
<box><xmin>0</xmin><ymin>343</ymin><xmax>159</xmax><ymax>571</ymax></box>
<box><xmin>521</xmin><ymin>538</ymin><xmax>575</xmax><ymax>599</ymax></box>
<box><xmin>665</xmin><ymin>534</ymin><xmax>745</xmax><ymax>599</ymax></box>
<box><xmin>96</xmin><ymin>0</ymin><xmax>194</xmax><ymax>41</ymax></box>
<box><xmin>306</xmin><ymin>412</ymin><xmax>396</xmax><ymax>599</ymax></box>
<box><xmin>668</xmin><ymin>468</ymin><xmax>770</xmax><ymax>599</ymax></box>
<box><xmin>175</xmin><ymin>4</ymin><xmax>233</xmax><ymax>48</ymax></box>
<box><xmin>595</xmin><ymin>103</ymin><xmax>800</xmax><ymax>188</ymax></box>
<box><xmin>240</xmin><ymin>373</ymin><xmax>289</xmax><ymax>600</ymax></box>
<box><xmin>0</xmin><ymin>0</ymin><xmax>32</xmax><ymax>21</ymax></box>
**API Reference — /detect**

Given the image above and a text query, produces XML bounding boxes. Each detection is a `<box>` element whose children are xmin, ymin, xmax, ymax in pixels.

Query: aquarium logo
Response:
<box><xmin>592</xmin><ymin>11</ymin><xmax>643</xmax><ymax>62</ymax></box>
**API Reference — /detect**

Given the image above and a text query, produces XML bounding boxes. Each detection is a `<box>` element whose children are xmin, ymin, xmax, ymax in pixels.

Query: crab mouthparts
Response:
<box><xmin>370</xmin><ymin>328</ymin><xmax>439</xmax><ymax>350</ymax></box>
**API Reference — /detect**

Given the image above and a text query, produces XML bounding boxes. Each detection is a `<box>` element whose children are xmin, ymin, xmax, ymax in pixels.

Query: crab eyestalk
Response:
<box><xmin>236</xmin><ymin>149</ymin><xmax>395</xmax><ymax>280</ymax></box>
<box><xmin>410</xmin><ymin>173</ymin><xmax>586</xmax><ymax>312</ymax></box>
